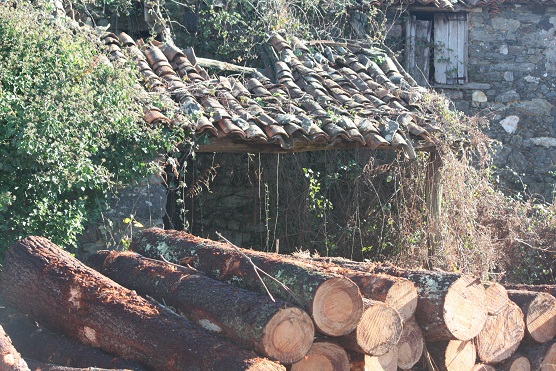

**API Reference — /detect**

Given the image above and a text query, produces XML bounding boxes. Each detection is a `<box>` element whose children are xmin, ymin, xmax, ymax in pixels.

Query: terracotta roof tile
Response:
<box><xmin>102</xmin><ymin>31</ymin><xmax>442</xmax><ymax>156</ymax></box>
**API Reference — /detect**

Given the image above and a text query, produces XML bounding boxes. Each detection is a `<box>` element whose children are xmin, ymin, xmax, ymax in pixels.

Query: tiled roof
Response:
<box><xmin>101</xmin><ymin>32</ymin><xmax>441</xmax><ymax>157</ymax></box>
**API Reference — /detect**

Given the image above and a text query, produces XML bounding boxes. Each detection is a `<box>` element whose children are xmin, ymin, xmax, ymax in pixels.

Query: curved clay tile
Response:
<box><xmin>364</xmin><ymin>132</ymin><xmax>390</xmax><ymax>149</ymax></box>
<box><xmin>321</xmin><ymin>121</ymin><xmax>350</xmax><ymax>142</ymax></box>
<box><xmin>118</xmin><ymin>32</ymin><xmax>135</xmax><ymax>47</ymax></box>
<box><xmin>229</xmin><ymin>77</ymin><xmax>251</xmax><ymax>98</ymax></box>
<box><xmin>143</xmin><ymin>108</ymin><xmax>171</xmax><ymax>125</ymax></box>
<box><xmin>102</xmin><ymin>33</ymin><xmax>120</xmax><ymax>45</ymax></box>
<box><xmin>268</xmin><ymin>33</ymin><xmax>291</xmax><ymax>52</ymax></box>
<box><xmin>142</xmin><ymin>45</ymin><xmax>168</xmax><ymax>67</ymax></box>
<box><xmin>159</xmin><ymin>43</ymin><xmax>186</xmax><ymax>62</ymax></box>
<box><xmin>201</xmin><ymin>97</ymin><xmax>231</xmax><ymax>122</ymax></box>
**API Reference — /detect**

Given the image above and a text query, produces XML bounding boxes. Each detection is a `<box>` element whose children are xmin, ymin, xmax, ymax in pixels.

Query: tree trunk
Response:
<box><xmin>337</xmin><ymin>272</ymin><xmax>418</xmax><ymax>322</ymax></box>
<box><xmin>475</xmin><ymin>301</ymin><xmax>525</xmax><ymax>364</ymax></box>
<box><xmin>0</xmin><ymin>306</ymin><xmax>145</xmax><ymax>370</ymax></box>
<box><xmin>0</xmin><ymin>325</ymin><xmax>29</xmax><ymax>371</ymax></box>
<box><xmin>485</xmin><ymin>282</ymin><xmax>509</xmax><ymax>315</ymax></box>
<box><xmin>336</xmin><ymin>298</ymin><xmax>402</xmax><ymax>356</ymax></box>
<box><xmin>427</xmin><ymin>340</ymin><xmax>477</xmax><ymax>371</ymax></box>
<box><xmin>289</xmin><ymin>341</ymin><xmax>349</xmax><ymax>371</ymax></box>
<box><xmin>348</xmin><ymin>347</ymin><xmax>397</xmax><ymax>371</ymax></box>
<box><xmin>88</xmin><ymin>250</ymin><xmax>314</xmax><ymax>364</ymax></box>
<box><xmin>508</xmin><ymin>290</ymin><xmax>556</xmax><ymax>343</ymax></box>
<box><xmin>397</xmin><ymin>319</ymin><xmax>425</xmax><ymax>370</ymax></box>
<box><xmin>0</xmin><ymin>236</ymin><xmax>284</xmax><ymax>371</ymax></box>
<box><xmin>369</xmin><ymin>265</ymin><xmax>487</xmax><ymax>341</ymax></box>
<box><xmin>131</xmin><ymin>228</ymin><xmax>364</xmax><ymax>337</ymax></box>
<box><xmin>504</xmin><ymin>284</ymin><xmax>556</xmax><ymax>298</ymax></box>
<box><xmin>518</xmin><ymin>342</ymin><xmax>556</xmax><ymax>370</ymax></box>
<box><xmin>24</xmin><ymin>359</ymin><xmax>133</xmax><ymax>371</ymax></box>
<box><xmin>289</xmin><ymin>257</ymin><xmax>417</xmax><ymax>321</ymax></box>
<box><xmin>496</xmin><ymin>354</ymin><xmax>531</xmax><ymax>371</ymax></box>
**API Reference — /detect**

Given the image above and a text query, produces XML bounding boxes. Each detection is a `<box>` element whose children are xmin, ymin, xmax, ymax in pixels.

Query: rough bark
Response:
<box><xmin>88</xmin><ymin>250</ymin><xmax>314</xmax><ymax>364</ymax></box>
<box><xmin>427</xmin><ymin>340</ymin><xmax>477</xmax><ymax>371</ymax></box>
<box><xmin>289</xmin><ymin>341</ymin><xmax>349</xmax><ymax>371</ymax></box>
<box><xmin>369</xmin><ymin>265</ymin><xmax>487</xmax><ymax>341</ymax></box>
<box><xmin>475</xmin><ymin>300</ymin><xmax>525</xmax><ymax>364</ymax></box>
<box><xmin>336</xmin><ymin>298</ymin><xmax>402</xmax><ymax>356</ymax></box>
<box><xmin>348</xmin><ymin>347</ymin><xmax>397</xmax><ymax>371</ymax></box>
<box><xmin>397</xmin><ymin>319</ymin><xmax>425</xmax><ymax>370</ymax></box>
<box><xmin>497</xmin><ymin>354</ymin><xmax>531</xmax><ymax>371</ymax></box>
<box><xmin>0</xmin><ymin>325</ymin><xmax>29</xmax><ymax>371</ymax></box>
<box><xmin>131</xmin><ymin>228</ymin><xmax>364</xmax><ymax>336</ymax></box>
<box><xmin>0</xmin><ymin>306</ymin><xmax>144</xmax><ymax>370</ymax></box>
<box><xmin>24</xmin><ymin>359</ymin><xmax>134</xmax><ymax>371</ymax></box>
<box><xmin>485</xmin><ymin>282</ymin><xmax>509</xmax><ymax>315</ymax></box>
<box><xmin>508</xmin><ymin>290</ymin><xmax>556</xmax><ymax>343</ymax></box>
<box><xmin>0</xmin><ymin>236</ymin><xmax>284</xmax><ymax>371</ymax></box>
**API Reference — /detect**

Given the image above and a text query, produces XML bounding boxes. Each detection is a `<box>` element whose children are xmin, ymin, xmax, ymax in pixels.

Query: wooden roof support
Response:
<box><xmin>425</xmin><ymin>149</ymin><xmax>443</xmax><ymax>268</ymax></box>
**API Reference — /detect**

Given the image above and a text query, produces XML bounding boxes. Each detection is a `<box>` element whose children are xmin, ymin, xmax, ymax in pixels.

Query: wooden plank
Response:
<box><xmin>434</xmin><ymin>13</ymin><xmax>467</xmax><ymax>84</ymax></box>
<box><xmin>434</xmin><ymin>13</ymin><xmax>449</xmax><ymax>84</ymax></box>
<box><xmin>414</xmin><ymin>19</ymin><xmax>432</xmax><ymax>86</ymax></box>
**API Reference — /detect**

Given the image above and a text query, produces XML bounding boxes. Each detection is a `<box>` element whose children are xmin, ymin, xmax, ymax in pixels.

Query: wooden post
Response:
<box><xmin>425</xmin><ymin>149</ymin><xmax>443</xmax><ymax>268</ymax></box>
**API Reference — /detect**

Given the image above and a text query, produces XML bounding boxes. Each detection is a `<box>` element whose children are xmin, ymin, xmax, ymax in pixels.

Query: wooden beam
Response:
<box><xmin>195</xmin><ymin>57</ymin><xmax>257</xmax><ymax>75</ymax></box>
<box><xmin>425</xmin><ymin>149</ymin><xmax>443</xmax><ymax>267</ymax></box>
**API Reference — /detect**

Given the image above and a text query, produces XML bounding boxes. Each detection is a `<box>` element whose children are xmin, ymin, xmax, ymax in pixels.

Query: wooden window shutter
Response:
<box><xmin>406</xmin><ymin>15</ymin><xmax>433</xmax><ymax>86</ymax></box>
<box><xmin>433</xmin><ymin>13</ymin><xmax>468</xmax><ymax>84</ymax></box>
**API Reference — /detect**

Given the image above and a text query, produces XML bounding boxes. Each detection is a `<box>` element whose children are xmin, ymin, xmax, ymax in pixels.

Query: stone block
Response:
<box><xmin>504</xmin><ymin>71</ymin><xmax>514</xmax><ymax>81</ymax></box>
<box><xmin>500</xmin><ymin>115</ymin><xmax>520</xmax><ymax>134</ymax></box>
<box><xmin>515</xmin><ymin>98</ymin><xmax>554</xmax><ymax>115</ymax></box>
<box><xmin>472</xmin><ymin>91</ymin><xmax>488</xmax><ymax>102</ymax></box>
<box><xmin>496</xmin><ymin>90</ymin><xmax>521</xmax><ymax>103</ymax></box>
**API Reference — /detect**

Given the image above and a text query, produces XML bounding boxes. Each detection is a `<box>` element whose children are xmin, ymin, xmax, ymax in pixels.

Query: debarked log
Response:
<box><xmin>397</xmin><ymin>319</ymin><xmax>425</xmax><ymax>370</ymax></box>
<box><xmin>24</xmin><ymin>359</ymin><xmax>136</xmax><ymax>371</ymax></box>
<box><xmin>0</xmin><ymin>305</ymin><xmax>144</xmax><ymax>370</ymax></box>
<box><xmin>88</xmin><ymin>250</ymin><xmax>314</xmax><ymax>364</ymax></box>
<box><xmin>508</xmin><ymin>290</ymin><xmax>556</xmax><ymax>343</ymax></box>
<box><xmin>131</xmin><ymin>228</ymin><xmax>364</xmax><ymax>336</ymax></box>
<box><xmin>0</xmin><ymin>324</ymin><xmax>29</xmax><ymax>371</ymax></box>
<box><xmin>426</xmin><ymin>340</ymin><xmax>477</xmax><ymax>371</ymax></box>
<box><xmin>0</xmin><ymin>236</ymin><xmax>284</xmax><ymax>371</ymax></box>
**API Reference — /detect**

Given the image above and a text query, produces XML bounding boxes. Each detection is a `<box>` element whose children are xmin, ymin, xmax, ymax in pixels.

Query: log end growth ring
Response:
<box><xmin>510</xmin><ymin>356</ymin><xmax>531</xmax><ymax>371</ymax></box>
<box><xmin>444</xmin><ymin>340</ymin><xmax>476</xmax><ymax>371</ymax></box>
<box><xmin>385</xmin><ymin>279</ymin><xmax>418</xmax><ymax>322</ymax></box>
<box><xmin>356</xmin><ymin>302</ymin><xmax>402</xmax><ymax>356</ymax></box>
<box><xmin>444</xmin><ymin>275</ymin><xmax>488</xmax><ymax>340</ymax></box>
<box><xmin>290</xmin><ymin>342</ymin><xmax>349</xmax><ymax>371</ymax></box>
<box><xmin>261</xmin><ymin>307</ymin><xmax>315</xmax><ymax>364</ymax></box>
<box><xmin>312</xmin><ymin>277</ymin><xmax>364</xmax><ymax>336</ymax></box>
<box><xmin>526</xmin><ymin>293</ymin><xmax>556</xmax><ymax>343</ymax></box>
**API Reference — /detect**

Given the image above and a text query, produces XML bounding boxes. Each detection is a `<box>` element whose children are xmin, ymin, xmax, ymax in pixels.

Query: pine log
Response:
<box><xmin>475</xmin><ymin>300</ymin><xmax>525</xmax><ymax>364</ymax></box>
<box><xmin>397</xmin><ymin>319</ymin><xmax>425</xmax><ymax>370</ymax></box>
<box><xmin>335</xmin><ymin>298</ymin><xmax>402</xmax><ymax>356</ymax></box>
<box><xmin>0</xmin><ymin>306</ymin><xmax>144</xmax><ymax>370</ymax></box>
<box><xmin>289</xmin><ymin>341</ymin><xmax>349</xmax><ymax>371</ymax></box>
<box><xmin>131</xmin><ymin>228</ymin><xmax>364</xmax><ymax>336</ymax></box>
<box><xmin>497</xmin><ymin>354</ymin><xmax>531</xmax><ymax>371</ymax></box>
<box><xmin>24</xmin><ymin>359</ymin><xmax>134</xmax><ymax>371</ymax></box>
<box><xmin>88</xmin><ymin>250</ymin><xmax>314</xmax><ymax>364</ymax></box>
<box><xmin>485</xmin><ymin>282</ymin><xmax>509</xmax><ymax>315</ymax></box>
<box><xmin>348</xmin><ymin>347</ymin><xmax>397</xmax><ymax>371</ymax></box>
<box><xmin>369</xmin><ymin>265</ymin><xmax>487</xmax><ymax>341</ymax></box>
<box><xmin>472</xmin><ymin>364</ymin><xmax>496</xmax><ymax>371</ymax></box>
<box><xmin>427</xmin><ymin>340</ymin><xmax>477</xmax><ymax>371</ymax></box>
<box><xmin>519</xmin><ymin>342</ymin><xmax>556</xmax><ymax>370</ymax></box>
<box><xmin>504</xmin><ymin>284</ymin><xmax>556</xmax><ymax>298</ymax></box>
<box><xmin>0</xmin><ymin>236</ymin><xmax>284</xmax><ymax>371</ymax></box>
<box><xmin>291</xmin><ymin>256</ymin><xmax>418</xmax><ymax>321</ymax></box>
<box><xmin>336</xmin><ymin>272</ymin><xmax>417</xmax><ymax>322</ymax></box>
<box><xmin>508</xmin><ymin>290</ymin><xmax>556</xmax><ymax>343</ymax></box>
<box><xmin>0</xmin><ymin>324</ymin><xmax>30</xmax><ymax>371</ymax></box>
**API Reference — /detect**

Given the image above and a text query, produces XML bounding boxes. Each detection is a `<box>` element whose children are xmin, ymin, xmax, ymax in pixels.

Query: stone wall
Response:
<box><xmin>389</xmin><ymin>3</ymin><xmax>556</xmax><ymax>200</ymax></box>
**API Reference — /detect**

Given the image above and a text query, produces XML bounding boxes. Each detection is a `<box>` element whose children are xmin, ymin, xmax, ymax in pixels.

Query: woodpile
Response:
<box><xmin>0</xmin><ymin>228</ymin><xmax>555</xmax><ymax>370</ymax></box>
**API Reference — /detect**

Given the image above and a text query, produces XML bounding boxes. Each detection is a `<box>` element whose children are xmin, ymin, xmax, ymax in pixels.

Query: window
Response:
<box><xmin>405</xmin><ymin>12</ymin><xmax>468</xmax><ymax>85</ymax></box>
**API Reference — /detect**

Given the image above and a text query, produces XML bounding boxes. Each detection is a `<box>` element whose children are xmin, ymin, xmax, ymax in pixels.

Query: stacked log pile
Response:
<box><xmin>0</xmin><ymin>228</ymin><xmax>555</xmax><ymax>370</ymax></box>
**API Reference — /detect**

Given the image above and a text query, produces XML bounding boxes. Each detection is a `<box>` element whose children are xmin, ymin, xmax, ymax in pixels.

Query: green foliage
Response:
<box><xmin>0</xmin><ymin>2</ymin><xmax>181</xmax><ymax>251</ymax></box>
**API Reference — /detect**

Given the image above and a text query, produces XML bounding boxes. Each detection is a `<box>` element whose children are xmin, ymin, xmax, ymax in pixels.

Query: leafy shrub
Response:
<box><xmin>0</xmin><ymin>1</ymin><xmax>182</xmax><ymax>252</ymax></box>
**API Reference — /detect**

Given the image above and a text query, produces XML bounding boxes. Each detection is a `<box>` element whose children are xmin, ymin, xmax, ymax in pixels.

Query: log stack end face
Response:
<box><xmin>311</xmin><ymin>277</ymin><xmax>364</xmax><ymax>336</ymax></box>
<box><xmin>443</xmin><ymin>275</ymin><xmax>488</xmax><ymax>341</ymax></box>
<box><xmin>526</xmin><ymin>293</ymin><xmax>556</xmax><ymax>344</ymax></box>
<box><xmin>261</xmin><ymin>307</ymin><xmax>315</xmax><ymax>364</ymax></box>
<box><xmin>385</xmin><ymin>279</ymin><xmax>419</xmax><ymax>323</ymax></box>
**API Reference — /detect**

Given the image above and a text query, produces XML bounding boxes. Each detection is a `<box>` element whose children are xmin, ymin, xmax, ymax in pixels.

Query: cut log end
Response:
<box><xmin>385</xmin><ymin>279</ymin><xmax>418</xmax><ymax>322</ymax></box>
<box><xmin>397</xmin><ymin>320</ymin><xmax>424</xmax><ymax>370</ymax></box>
<box><xmin>312</xmin><ymin>277</ymin><xmax>363</xmax><ymax>336</ymax></box>
<box><xmin>290</xmin><ymin>342</ymin><xmax>349</xmax><ymax>371</ymax></box>
<box><xmin>526</xmin><ymin>293</ymin><xmax>556</xmax><ymax>343</ymax></box>
<box><xmin>505</xmin><ymin>356</ymin><xmax>531</xmax><ymax>371</ymax></box>
<box><xmin>353</xmin><ymin>300</ymin><xmax>402</xmax><ymax>356</ymax></box>
<box><xmin>476</xmin><ymin>301</ymin><xmax>525</xmax><ymax>364</ymax></box>
<box><xmin>261</xmin><ymin>307</ymin><xmax>314</xmax><ymax>364</ymax></box>
<box><xmin>485</xmin><ymin>282</ymin><xmax>509</xmax><ymax>315</ymax></box>
<box><xmin>444</xmin><ymin>275</ymin><xmax>488</xmax><ymax>340</ymax></box>
<box><xmin>444</xmin><ymin>340</ymin><xmax>476</xmax><ymax>371</ymax></box>
<box><xmin>541</xmin><ymin>343</ymin><xmax>556</xmax><ymax>371</ymax></box>
<box><xmin>351</xmin><ymin>347</ymin><xmax>398</xmax><ymax>371</ymax></box>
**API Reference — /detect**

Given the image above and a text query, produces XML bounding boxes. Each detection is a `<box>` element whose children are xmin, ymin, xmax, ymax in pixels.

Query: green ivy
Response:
<box><xmin>0</xmin><ymin>2</ymin><xmax>182</xmax><ymax>252</ymax></box>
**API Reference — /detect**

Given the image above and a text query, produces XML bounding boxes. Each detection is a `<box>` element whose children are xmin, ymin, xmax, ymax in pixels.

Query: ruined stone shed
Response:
<box><xmin>382</xmin><ymin>0</ymin><xmax>556</xmax><ymax>199</ymax></box>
